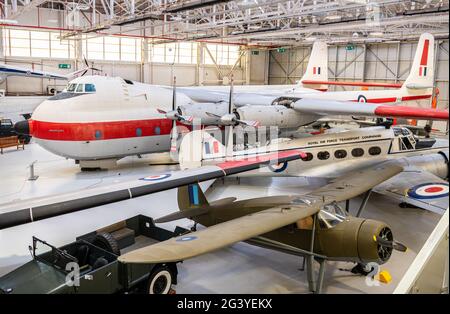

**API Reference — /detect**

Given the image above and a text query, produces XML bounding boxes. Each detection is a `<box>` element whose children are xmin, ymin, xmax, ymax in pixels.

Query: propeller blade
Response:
<box><xmin>83</xmin><ymin>56</ymin><xmax>89</xmax><ymax>67</ymax></box>
<box><xmin>178</xmin><ymin>115</ymin><xmax>194</xmax><ymax>124</ymax></box>
<box><xmin>81</xmin><ymin>69</ymin><xmax>88</xmax><ymax>77</ymax></box>
<box><xmin>228</xmin><ymin>75</ymin><xmax>234</xmax><ymax>114</ymax></box>
<box><xmin>374</xmin><ymin>236</ymin><xmax>407</xmax><ymax>252</ymax></box>
<box><xmin>172</xmin><ymin>76</ymin><xmax>177</xmax><ymax>112</ymax></box>
<box><xmin>237</xmin><ymin>120</ymin><xmax>260</xmax><ymax>127</ymax></box>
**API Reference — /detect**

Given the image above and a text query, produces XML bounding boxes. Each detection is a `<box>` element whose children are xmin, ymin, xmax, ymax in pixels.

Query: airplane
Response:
<box><xmin>12</xmin><ymin>34</ymin><xmax>447</xmax><ymax>170</ymax></box>
<box><xmin>0</xmin><ymin>58</ymin><xmax>96</xmax><ymax>84</ymax></box>
<box><xmin>179</xmin><ymin>125</ymin><xmax>449</xmax><ymax>215</ymax></box>
<box><xmin>118</xmin><ymin>166</ymin><xmax>408</xmax><ymax>293</ymax></box>
<box><xmin>170</xmin><ymin>33</ymin><xmax>443</xmax><ymax>128</ymax></box>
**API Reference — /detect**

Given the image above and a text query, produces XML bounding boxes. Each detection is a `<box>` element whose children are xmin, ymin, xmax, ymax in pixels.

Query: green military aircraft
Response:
<box><xmin>118</xmin><ymin>162</ymin><xmax>408</xmax><ymax>293</ymax></box>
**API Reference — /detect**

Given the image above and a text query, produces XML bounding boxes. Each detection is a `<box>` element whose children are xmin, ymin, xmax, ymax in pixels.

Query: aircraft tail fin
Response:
<box><xmin>179</xmin><ymin>129</ymin><xmax>226</xmax><ymax>170</ymax></box>
<box><xmin>300</xmin><ymin>41</ymin><xmax>328</xmax><ymax>91</ymax></box>
<box><xmin>402</xmin><ymin>33</ymin><xmax>435</xmax><ymax>92</ymax></box>
<box><xmin>178</xmin><ymin>183</ymin><xmax>210</xmax><ymax>211</ymax></box>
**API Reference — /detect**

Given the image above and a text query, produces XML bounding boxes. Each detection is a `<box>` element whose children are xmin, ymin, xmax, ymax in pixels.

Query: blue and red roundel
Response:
<box><xmin>407</xmin><ymin>183</ymin><xmax>449</xmax><ymax>199</ymax></box>
<box><xmin>140</xmin><ymin>174</ymin><xmax>171</xmax><ymax>181</ymax></box>
<box><xmin>268</xmin><ymin>161</ymin><xmax>288</xmax><ymax>173</ymax></box>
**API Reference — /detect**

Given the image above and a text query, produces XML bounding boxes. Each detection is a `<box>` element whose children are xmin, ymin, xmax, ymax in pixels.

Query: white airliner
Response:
<box><xmin>14</xmin><ymin>33</ymin><xmax>447</xmax><ymax>169</ymax></box>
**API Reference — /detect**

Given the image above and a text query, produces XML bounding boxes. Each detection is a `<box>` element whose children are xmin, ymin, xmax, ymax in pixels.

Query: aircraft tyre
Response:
<box><xmin>147</xmin><ymin>265</ymin><xmax>174</xmax><ymax>294</ymax></box>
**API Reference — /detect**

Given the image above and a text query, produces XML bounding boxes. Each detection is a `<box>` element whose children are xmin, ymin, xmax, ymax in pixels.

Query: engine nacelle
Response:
<box><xmin>318</xmin><ymin>217</ymin><xmax>394</xmax><ymax>264</ymax></box>
<box><xmin>178</xmin><ymin>102</ymin><xmax>229</xmax><ymax>125</ymax></box>
<box><xmin>236</xmin><ymin>105</ymin><xmax>318</xmax><ymax>129</ymax></box>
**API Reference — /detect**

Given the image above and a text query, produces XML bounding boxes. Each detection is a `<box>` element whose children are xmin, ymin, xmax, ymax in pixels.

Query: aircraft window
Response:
<box><xmin>85</xmin><ymin>84</ymin><xmax>96</xmax><ymax>92</ymax></box>
<box><xmin>317</xmin><ymin>151</ymin><xmax>330</xmax><ymax>160</ymax></box>
<box><xmin>368</xmin><ymin>146</ymin><xmax>382</xmax><ymax>155</ymax></box>
<box><xmin>334</xmin><ymin>149</ymin><xmax>347</xmax><ymax>159</ymax></box>
<box><xmin>136</xmin><ymin>128</ymin><xmax>142</xmax><ymax>137</ymax></box>
<box><xmin>351</xmin><ymin>148</ymin><xmax>364</xmax><ymax>157</ymax></box>
<box><xmin>76</xmin><ymin>84</ymin><xmax>84</xmax><ymax>93</ymax></box>
<box><xmin>154</xmin><ymin>127</ymin><xmax>161</xmax><ymax>135</ymax></box>
<box><xmin>301</xmin><ymin>152</ymin><xmax>313</xmax><ymax>161</ymax></box>
<box><xmin>67</xmin><ymin>84</ymin><xmax>77</xmax><ymax>92</ymax></box>
<box><xmin>95</xmin><ymin>130</ymin><xmax>102</xmax><ymax>139</ymax></box>
<box><xmin>318</xmin><ymin>203</ymin><xmax>347</xmax><ymax>229</ymax></box>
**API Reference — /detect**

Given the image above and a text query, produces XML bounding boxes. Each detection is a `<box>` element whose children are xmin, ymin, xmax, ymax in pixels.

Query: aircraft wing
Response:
<box><xmin>373</xmin><ymin>167</ymin><xmax>449</xmax><ymax>215</ymax></box>
<box><xmin>291</xmin><ymin>98</ymin><xmax>448</xmax><ymax>121</ymax></box>
<box><xmin>118</xmin><ymin>161</ymin><xmax>403</xmax><ymax>264</ymax></box>
<box><xmin>0</xmin><ymin>149</ymin><xmax>304</xmax><ymax>230</ymax></box>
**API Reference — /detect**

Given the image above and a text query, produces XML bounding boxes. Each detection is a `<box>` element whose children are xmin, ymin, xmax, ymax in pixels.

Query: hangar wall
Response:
<box><xmin>268</xmin><ymin>40</ymin><xmax>450</xmax><ymax>111</ymax></box>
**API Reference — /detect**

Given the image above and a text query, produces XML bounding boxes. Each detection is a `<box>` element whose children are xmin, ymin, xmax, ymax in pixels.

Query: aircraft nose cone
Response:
<box><xmin>14</xmin><ymin>120</ymin><xmax>30</xmax><ymax>136</ymax></box>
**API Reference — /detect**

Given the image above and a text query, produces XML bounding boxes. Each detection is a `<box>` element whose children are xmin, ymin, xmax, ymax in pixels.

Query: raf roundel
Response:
<box><xmin>176</xmin><ymin>236</ymin><xmax>198</xmax><ymax>242</ymax></box>
<box><xmin>140</xmin><ymin>174</ymin><xmax>171</xmax><ymax>181</ymax></box>
<box><xmin>407</xmin><ymin>183</ymin><xmax>449</xmax><ymax>199</ymax></box>
<box><xmin>268</xmin><ymin>161</ymin><xmax>288</xmax><ymax>173</ymax></box>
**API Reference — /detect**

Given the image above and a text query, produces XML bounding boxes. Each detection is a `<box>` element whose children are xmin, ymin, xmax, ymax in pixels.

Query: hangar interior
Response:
<box><xmin>0</xmin><ymin>0</ymin><xmax>448</xmax><ymax>294</ymax></box>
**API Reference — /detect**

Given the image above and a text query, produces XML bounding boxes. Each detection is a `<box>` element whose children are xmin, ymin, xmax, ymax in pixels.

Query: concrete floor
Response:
<box><xmin>0</xmin><ymin>142</ymin><xmax>442</xmax><ymax>293</ymax></box>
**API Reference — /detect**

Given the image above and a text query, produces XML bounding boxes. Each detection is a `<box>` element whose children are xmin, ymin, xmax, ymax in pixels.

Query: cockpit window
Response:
<box><xmin>76</xmin><ymin>84</ymin><xmax>84</xmax><ymax>93</ymax></box>
<box><xmin>85</xmin><ymin>84</ymin><xmax>96</xmax><ymax>92</ymax></box>
<box><xmin>318</xmin><ymin>203</ymin><xmax>348</xmax><ymax>229</ymax></box>
<box><xmin>67</xmin><ymin>84</ymin><xmax>77</xmax><ymax>92</ymax></box>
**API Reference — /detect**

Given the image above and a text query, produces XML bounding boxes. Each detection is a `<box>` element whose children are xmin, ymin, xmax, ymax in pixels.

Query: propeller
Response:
<box><xmin>373</xmin><ymin>235</ymin><xmax>407</xmax><ymax>252</ymax></box>
<box><xmin>81</xmin><ymin>56</ymin><xmax>102</xmax><ymax>76</ymax></box>
<box><xmin>169</xmin><ymin>76</ymin><xmax>179</xmax><ymax>157</ymax></box>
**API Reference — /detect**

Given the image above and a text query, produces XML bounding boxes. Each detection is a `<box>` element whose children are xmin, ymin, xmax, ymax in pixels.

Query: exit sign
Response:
<box><xmin>58</xmin><ymin>64</ymin><xmax>71</xmax><ymax>69</ymax></box>
<box><xmin>345</xmin><ymin>45</ymin><xmax>355</xmax><ymax>51</ymax></box>
<box><xmin>277</xmin><ymin>48</ymin><xmax>286</xmax><ymax>53</ymax></box>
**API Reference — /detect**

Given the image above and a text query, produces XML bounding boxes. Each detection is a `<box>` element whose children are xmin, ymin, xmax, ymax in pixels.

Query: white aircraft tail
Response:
<box><xmin>402</xmin><ymin>33</ymin><xmax>435</xmax><ymax>94</ymax></box>
<box><xmin>299</xmin><ymin>41</ymin><xmax>328</xmax><ymax>91</ymax></box>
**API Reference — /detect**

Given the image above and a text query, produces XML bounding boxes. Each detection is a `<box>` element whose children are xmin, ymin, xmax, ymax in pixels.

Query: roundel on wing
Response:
<box><xmin>357</xmin><ymin>95</ymin><xmax>367</xmax><ymax>103</ymax></box>
<box><xmin>140</xmin><ymin>174</ymin><xmax>171</xmax><ymax>181</ymax></box>
<box><xmin>176</xmin><ymin>236</ymin><xmax>198</xmax><ymax>242</ymax></box>
<box><xmin>407</xmin><ymin>183</ymin><xmax>449</xmax><ymax>199</ymax></box>
<box><xmin>268</xmin><ymin>161</ymin><xmax>288</xmax><ymax>173</ymax></box>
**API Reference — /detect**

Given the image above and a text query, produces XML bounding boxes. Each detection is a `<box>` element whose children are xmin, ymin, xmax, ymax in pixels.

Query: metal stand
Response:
<box><xmin>356</xmin><ymin>189</ymin><xmax>372</xmax><ymax>217</ymax></box>
<box><xmin>345</xmin><ymin>199</ymin><xmax>350</xmax><ymax>213</ymax></box>
<box><xmin>28</xmin><ymin>161</ymin><xmax>39</xmax><ymax>181</ymax></box>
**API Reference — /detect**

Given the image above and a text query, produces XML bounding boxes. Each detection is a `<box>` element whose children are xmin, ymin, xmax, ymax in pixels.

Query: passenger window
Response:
<box><xmin>301</xmin><ymin>152</ymin><xmax>313</xmax><ymax>161</ymax></box>
<box><xmin>317</xmin><ymin>151</ymin><xmax>330</xmax><ymax>160</ymax></box>
<box><xmin>154</xmin><ymin>127</ymin><xmax>161</xmax><ymax>135</ymax></box>
<box><xmin>136</xmin><ymin>128</ymin><xmax>142</xmax><ymax>137</ymax></box>
<box><xmin>85</xmin><ymin>84</ymin><xmax>96</xmax><ymax>92</ymax></box>
<box><xmin>351</xmin><ymin>148</ymin><xmax>364</xmax><ymax>157</ymax></box>
<box><xmin>334</xmin><ymin>149</ymin><xmax>347</xmax><ymax>159</ymax></box>
<box><xmin>95</xmin><ymin>130</ymin><xmax>102</xmax><ymax>139</ymax></box>
<box><xmin>76</xmin><ymin>84</ymin><xmax>84</xmax><ymax>93</ymax></box>
<box><xmin>67</xmin><ymin>84</ymin><xmax>77</xmax><ymax>92</ymax></box>
<box><xmin>368</xmin><ymin>146</ymin><xmax>381</xmax><ymax>155</ymax></box>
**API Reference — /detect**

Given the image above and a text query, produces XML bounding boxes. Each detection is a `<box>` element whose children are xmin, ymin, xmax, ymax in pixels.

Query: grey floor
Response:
<box><xmin>0</xmin><ymin>142</ymin><xmax>442</xmax><ymax>293</ymax></box>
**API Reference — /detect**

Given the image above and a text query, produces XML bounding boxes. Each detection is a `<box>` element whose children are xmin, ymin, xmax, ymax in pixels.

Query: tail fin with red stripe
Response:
<box><xmin>403</xmin><ymin>33</ymin><xmax>434</xmax><ymax>91</ymax></box>
<box><xmin>300</xmin><ymin>41</ymin><xmax>328</xmax><ymax>91</ymax></box>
